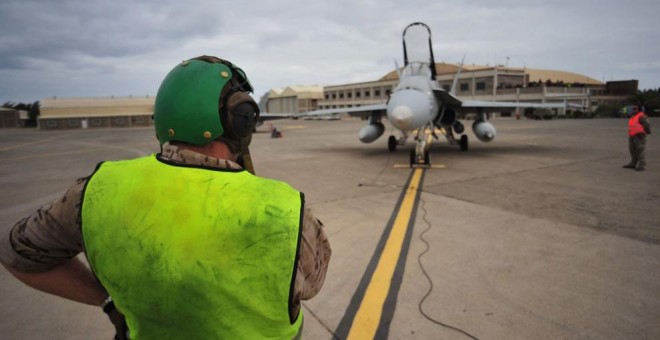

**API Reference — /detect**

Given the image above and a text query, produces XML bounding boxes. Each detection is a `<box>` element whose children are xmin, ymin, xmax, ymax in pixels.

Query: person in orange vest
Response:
<box><xmin>623</xmin><ymin>105</ymin><xmax>651</xmax><ymax>171</ymax></box>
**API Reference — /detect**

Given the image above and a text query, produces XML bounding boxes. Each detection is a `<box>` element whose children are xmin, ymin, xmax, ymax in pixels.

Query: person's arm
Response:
<box><xmin>641</xmin><ymin>115</ymin><xmax>651</xmax><ymax>134</ymax></box>
<box><xmin>3</xmin><ymin>257</ymin><xmax>107</xmax><ymax>306</ymax></box>
<box><xmin>0</xmin><ymin>178</ymin><xmax>108</xmax><ymax>305</ymax></box>
<box><xmin>298</xmin><ymin>206</ymin><xmax>331</xmax><ymax>300</ymax></box>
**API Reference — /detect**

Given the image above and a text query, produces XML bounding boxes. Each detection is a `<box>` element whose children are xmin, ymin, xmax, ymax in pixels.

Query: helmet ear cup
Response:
<box><xmin>231</xmin><ymin>102</ymin><xmax>258</xmax><ymax>138</ymax></box>
<box><xmin>222</xmin><ymin>91</ymin><xmax>260</xmax><ymax>140</ymax></box>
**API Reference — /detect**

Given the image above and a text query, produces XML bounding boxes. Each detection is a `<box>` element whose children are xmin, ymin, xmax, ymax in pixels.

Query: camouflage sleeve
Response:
<box><xmin>289</xmin><ymin>205</ymin><xmax>331</xmax><ymax>319</ymax></box>
<box><xmin>0</xmin><ymin>179</ymin><xmax>86</xmax><ymax>273</ymax></box>
<box><xmin>640</xmin><ymin>115</ymin><xmax>651</xmax><ymax>134</ymax></box>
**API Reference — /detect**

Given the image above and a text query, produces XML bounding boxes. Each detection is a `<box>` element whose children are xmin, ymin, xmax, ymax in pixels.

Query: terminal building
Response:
<box><xmin>36</xmin><ymin>64</ymin><xmax>637</xmax><ymax>130</ymax></box>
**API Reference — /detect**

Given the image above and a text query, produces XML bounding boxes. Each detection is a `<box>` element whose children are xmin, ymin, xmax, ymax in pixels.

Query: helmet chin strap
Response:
<box><xmin>239</xmin><ymin>138</ymin><xmax>255</xmax><ymax>175</ymax></box>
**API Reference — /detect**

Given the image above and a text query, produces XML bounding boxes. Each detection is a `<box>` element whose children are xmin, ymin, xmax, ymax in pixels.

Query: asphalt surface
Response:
<box><xmin>0</xmin><ymin>117</ymin><xmax>658</xmax><ymax>339</ymax></box>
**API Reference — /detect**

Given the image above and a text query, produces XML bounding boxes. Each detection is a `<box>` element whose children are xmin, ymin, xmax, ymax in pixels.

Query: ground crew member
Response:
<box><xmin>623</xmin><ymin>105</ymin><xmax>651</xmax><ymax>171</ymax></box>
<box><xmin>0</xmin><ymin>55</ymin><xmax>331</xmax><ymax>339</ymax></box>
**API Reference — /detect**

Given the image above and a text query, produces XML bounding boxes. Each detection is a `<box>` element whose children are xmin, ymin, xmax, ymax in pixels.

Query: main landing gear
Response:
<box><xmin>388</xmin><ymin>135</ymin><xmax>397</xmax><ymax>152</ymax></box>
<box><xmin>459</xmin><ymin>134</ymin><xmax>469</xmax><ymax>151</ymax></box>
<box><xmin>388</xmin><ymin>134</ymin><xmax>409</xmax><ymax>152</ymax></box>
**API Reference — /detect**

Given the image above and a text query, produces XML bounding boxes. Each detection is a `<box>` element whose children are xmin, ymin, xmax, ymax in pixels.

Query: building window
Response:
<box><xmin>332</xmin><ymin>94</ymin><xmax>336</xmax><ymax>99</ymax></box>
<box><xmin>356</xmin><ymin>91</ymin><xmax>361</xmax><ymax>98</ymax></box>
<box><xmin>45</xmin><ymin>120</ymin><xmax>57</xmax><ymax>128</ymax></box>
<box><xmin>347</xmin><ymin>92</ymin><xmax>352</xmax><ymax>98</ymax></box>
<box><xmin>365</xmin><ymin>90</ymin><xmax>370</xmax><ymax>97</ymax></box>
<box><xmin>91</xmin><ymin>118</ymin><xmax>104</xmax><ymax>127</ymax></box>
<box><xmin>476</xmin><ymin>82</ymin><xmax>486</xmax><ymax>91</ymax></box>
<box><xmin>442</xmin><ymin>85</ymin><xmax>450</xmax><ymax>91</ymax></box>
<box><xmin>67</xmin><ymin>119</ymin><xmax>80</xmax><ymax>128</ymax></box>
<box><xmin>460</xmin><ymin>83</ymin><xmax>469</xmax><ymax>91</ymax></box>
<box><xmin>375</xmin><ymin>90</ymin><xmax>381</xmax><ymax>97</ymax></box>
<box><xmin>325</xmin><ymin>94</ymin><xmax>329</xmax><ymax>100</ymax></box>
<box><xmin>340</xmin><ymin>93</ymin><xmax>344</xmax><ymax>99</ymax></box>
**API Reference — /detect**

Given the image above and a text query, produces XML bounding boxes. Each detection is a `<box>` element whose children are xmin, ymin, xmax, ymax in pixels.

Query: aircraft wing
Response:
<box><xmin>256</xmin><ymin>112</ymin><xmax>295</xmax><ymax>127</ymax></box>
<box><xmin>260</xmin><ymin>112</ymin><xmax>295</xmax><ymax>120</ymax></box>
<box><xmin>303</xmin><ymin>103</ymin><xmax>387</xmax><ymax>119</ymax></box>
<box><xmin>433</xmin><ymin>87</ymin><xmax>566</xmax><ymax>113</ymax></box>
<box><xmin>459</xmin><ymin>99</ymin><xmax>566</xmax><ymax>113</ymax></box>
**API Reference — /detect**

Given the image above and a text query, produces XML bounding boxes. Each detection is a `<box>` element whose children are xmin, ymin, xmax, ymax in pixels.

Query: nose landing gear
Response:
<box><xmin>410</xmin><ymin>149</ymin><xmax>430</xmax><ymax>167</ymax></box>
<box><xmin>410</xmin><ymin>126</ymin><xmax>433</xmax><ymax>168</ymax></box>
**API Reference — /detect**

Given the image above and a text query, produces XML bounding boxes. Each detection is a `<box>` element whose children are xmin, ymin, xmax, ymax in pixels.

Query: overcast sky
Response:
<box><xmin>1</xmin><ymin>0</ymin><xmax>659</xmax><ymax>104</ymax></box>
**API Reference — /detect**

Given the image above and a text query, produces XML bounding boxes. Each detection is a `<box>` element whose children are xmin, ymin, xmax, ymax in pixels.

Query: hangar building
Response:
<box><xmin>263</xmin><ymin>63</ymin><xmax>637</xmax><ymax>116</ymax></box>
<box><xmin>39</xmin><ymin>96</ymin><xmax>153</xmax><ymax>130</ymax></box>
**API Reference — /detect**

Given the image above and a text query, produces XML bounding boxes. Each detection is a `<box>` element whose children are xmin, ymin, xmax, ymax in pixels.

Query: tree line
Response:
<box><xmin>595</xmin><ymin>88</ymin><xmax>660</xmax><ymax>118</ymax></box>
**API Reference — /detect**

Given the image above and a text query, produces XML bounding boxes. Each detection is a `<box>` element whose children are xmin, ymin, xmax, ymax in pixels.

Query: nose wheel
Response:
<box><xmin>410</xmin><ymin>149</ymin><xmax>430</xmax><ymax>167</ymax></box>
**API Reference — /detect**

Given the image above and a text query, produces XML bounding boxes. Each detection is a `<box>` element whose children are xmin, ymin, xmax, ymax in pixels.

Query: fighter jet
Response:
<box><xmin>304</xmin><ymin>22</ymin><xmax>566</xmax><ymax>166</ymax></box>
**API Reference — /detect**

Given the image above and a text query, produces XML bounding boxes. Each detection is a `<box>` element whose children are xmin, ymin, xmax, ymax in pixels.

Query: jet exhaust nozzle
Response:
<box><xmin>359</xmin><ymin>122</ymin><xmax>385</xmax><ymax>143</ymax></box>
<box><xmin>472</xmin><ymin>120</ymin><xmax>496</xmax><ymax>142</ymax></box>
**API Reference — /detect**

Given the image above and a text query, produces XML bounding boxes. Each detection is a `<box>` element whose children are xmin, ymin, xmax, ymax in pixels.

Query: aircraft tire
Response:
<box><xmin>424</xmin><ymin>149</ymin><xmax>430</xmax><ymax>165</ymax></box>
<box><xmin>460</xmin><ymin>135</ymin><xmax>469</xmax><ymax>151</ymax></box>
<box><xmin>388</xmin><ymin>136</ymin><xmax>397</xmax><ymax>152</ymax></box>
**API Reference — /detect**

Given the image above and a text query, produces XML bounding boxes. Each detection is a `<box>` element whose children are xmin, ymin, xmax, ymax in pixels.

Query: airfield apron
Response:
<box><xmin>81</xmin><ymin>154</ymin><xmax>304</xmax><ymax>339</ymax></box>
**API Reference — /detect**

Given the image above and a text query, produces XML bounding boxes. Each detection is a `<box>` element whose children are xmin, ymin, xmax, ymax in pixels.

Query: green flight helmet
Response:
<box><xmin>153</xmin><ymin>57</ymin><xmax>254</xmax><ymax>146</ymax></box>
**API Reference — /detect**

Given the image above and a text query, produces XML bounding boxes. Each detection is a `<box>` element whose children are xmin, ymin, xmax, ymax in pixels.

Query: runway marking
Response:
<box><xmin>394</xmin><ymin>164</ymin><xmax>446</xmax><ymax>169</ymax></box>
<box><xmin>336</xmin><ymin>168</ymin><xmax>425</xmax><ymax>339</ymax></box>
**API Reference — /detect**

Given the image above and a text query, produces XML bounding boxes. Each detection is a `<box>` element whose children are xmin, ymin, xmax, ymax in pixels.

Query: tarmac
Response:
<box><xmin>0</xmin><ymin>117</ymin><xmax>658</xmax><ymax>339</ymax></box>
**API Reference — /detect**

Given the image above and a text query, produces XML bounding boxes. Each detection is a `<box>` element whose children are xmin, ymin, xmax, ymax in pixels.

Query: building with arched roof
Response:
<box><xmin>266</xmin><ymin>63</ymin><xmax>636</xmax><ymax>116</ymax></box>
<box><xmin>265</xmin><ymin>85</ymin><xmax>324</xmax><ymax>114</ymax></box>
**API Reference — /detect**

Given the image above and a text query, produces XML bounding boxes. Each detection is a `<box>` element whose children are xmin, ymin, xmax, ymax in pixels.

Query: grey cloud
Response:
<box><xmin>1</xmin><ymin>0</ymin><xmax>659</xmax><ymax>103</ymax></box>
<box><xmin>0</xmin><ymin>0</ymin><xmax>225</xmax><ymax>70</ymax></box>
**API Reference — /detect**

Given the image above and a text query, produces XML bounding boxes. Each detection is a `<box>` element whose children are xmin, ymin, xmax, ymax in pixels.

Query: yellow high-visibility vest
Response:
<box><xmin>82</xmin><ymin>154</ymin><xmax>303</xmax><ymax>339</ymax></box>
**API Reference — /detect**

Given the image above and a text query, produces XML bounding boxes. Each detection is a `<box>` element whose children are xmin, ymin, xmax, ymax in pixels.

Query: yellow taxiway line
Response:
<box><xmin>346</xmin><ymin>167</ymin><xmax>424</xmax><ymax>339</ymax></box>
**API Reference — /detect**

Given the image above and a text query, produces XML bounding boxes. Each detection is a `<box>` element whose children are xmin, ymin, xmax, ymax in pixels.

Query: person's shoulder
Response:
<box><xmin>253</xmin><ymin>175</ymin><xmax>300</xmax><ymax>192</ymax></box>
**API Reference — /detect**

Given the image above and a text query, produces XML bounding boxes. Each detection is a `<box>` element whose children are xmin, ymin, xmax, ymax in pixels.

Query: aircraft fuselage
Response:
<box><xmin>386</xmin><ymin>62</ymin><xmax>439</xmax><ymax>132</ymax></box>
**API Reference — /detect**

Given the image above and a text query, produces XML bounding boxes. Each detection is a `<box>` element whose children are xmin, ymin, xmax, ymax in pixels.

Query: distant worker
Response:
<box><xmin>623</xmin><ymin>105</ymin><xmax>651</xmax><ymax>171</ymax></box>
<box><xmin>271</xmin><ymin>126</ymin><xmax>283</xmax><ymax>138</ymax></box>
<box><xmin>0</xmin><ymin>55</ymin><xmax>331</xmax><ymax>339</ymax></box>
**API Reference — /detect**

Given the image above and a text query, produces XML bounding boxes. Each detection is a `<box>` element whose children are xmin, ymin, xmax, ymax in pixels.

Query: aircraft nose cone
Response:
<box><xmin>390</xmin><ymin>105</ymin><xmax>414</xmax><ymax>128</ymax></box>
<box><xmin>387</xmin><ymin>89</ymin><xmax>433</xmax><ymax>130</ymax></box>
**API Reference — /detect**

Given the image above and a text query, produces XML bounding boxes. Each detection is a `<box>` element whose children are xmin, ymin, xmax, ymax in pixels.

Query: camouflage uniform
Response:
<box><xmin>0</xmin><ymin>143</ymin><xmax>331</xmax><ymax>318</ymax></box>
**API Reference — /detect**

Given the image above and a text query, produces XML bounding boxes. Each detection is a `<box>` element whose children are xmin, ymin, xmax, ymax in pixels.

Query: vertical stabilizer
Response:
<box><xmin>449</xmin><ymin>55</ymin><xmax>465</xmax><ymax>95</ymax></box>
